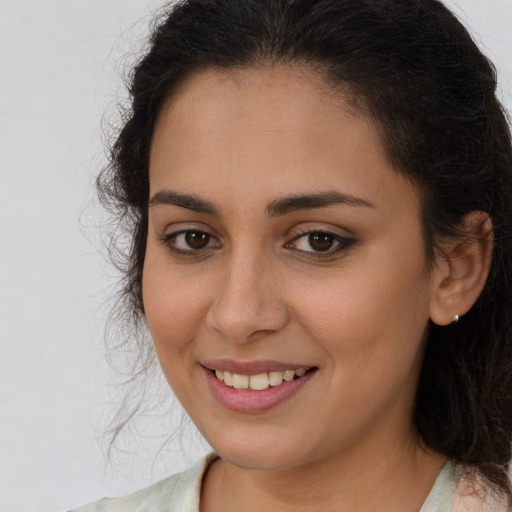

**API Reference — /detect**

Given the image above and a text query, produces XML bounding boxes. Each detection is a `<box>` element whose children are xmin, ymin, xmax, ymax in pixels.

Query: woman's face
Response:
<box><xmin>143</xmin><ymin>65</ymin><xmax>440</xmax><ymax>471</ymax></box>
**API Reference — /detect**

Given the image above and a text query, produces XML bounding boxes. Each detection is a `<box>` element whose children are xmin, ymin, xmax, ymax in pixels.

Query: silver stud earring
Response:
<box><xmin>452</xmin><ymin>314</ymin><xmax>460</xmax><ymax>323</ymax></box>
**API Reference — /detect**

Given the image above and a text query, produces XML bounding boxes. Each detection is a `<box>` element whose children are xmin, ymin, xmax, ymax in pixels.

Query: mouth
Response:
<box><xmin>212</xmin><ymin>367</ymin><xmax>312</xmax><ymax>391</ymax></box>
<box><xmin>202</xmin><ymin>362</ymin><xmax>318</xmax><ymax>413</ymax></box>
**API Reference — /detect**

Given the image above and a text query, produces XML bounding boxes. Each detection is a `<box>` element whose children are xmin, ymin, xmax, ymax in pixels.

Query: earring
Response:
<box><xmin>452</xmin><ymin>314</ymin><xmax>460</xmax><ymax>323</ymax></box>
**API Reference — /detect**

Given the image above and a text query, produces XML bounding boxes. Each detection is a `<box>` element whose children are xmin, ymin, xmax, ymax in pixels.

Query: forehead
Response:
<box><xmin>149</xmin><ymin>65</ymin><xmax>419</xmax><ymax>219</ymax></box>
<box><xmin>158</xmin><ymin>64</ymin><xmax>349</xmax><ymax>132</ymax></box>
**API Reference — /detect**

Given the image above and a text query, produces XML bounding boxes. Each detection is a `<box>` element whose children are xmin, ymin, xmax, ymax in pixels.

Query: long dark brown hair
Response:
<box><xmin>99</xmin><ymin>0</ymin><xmax>512</xmax><ymax>495</ymax></box>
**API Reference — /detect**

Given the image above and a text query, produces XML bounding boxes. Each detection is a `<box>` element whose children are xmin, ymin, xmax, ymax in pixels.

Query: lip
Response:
<box><xmin>202</xmin><ymin>363</ymin><xmax>317</xmax><ymax>413</ymax></box>
<box><xmin>202</xmin><ymin>359</ymin><xmax>313</xmax><ymax>376</ymax></box>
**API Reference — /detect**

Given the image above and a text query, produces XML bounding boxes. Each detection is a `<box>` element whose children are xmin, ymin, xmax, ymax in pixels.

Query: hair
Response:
<box><xmin>99</xmin><ymin>0</ymin><xmax>512</xmax><ymax>496</ymax></box>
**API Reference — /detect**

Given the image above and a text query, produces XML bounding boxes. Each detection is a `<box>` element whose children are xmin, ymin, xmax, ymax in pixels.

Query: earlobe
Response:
<box><xmin>429</xmin><ymin>211</ymin><xmax>493</xmax><ymax>326</ymax></box>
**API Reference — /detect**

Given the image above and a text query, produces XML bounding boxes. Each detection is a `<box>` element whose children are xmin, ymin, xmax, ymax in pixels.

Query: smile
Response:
<box><xmin>203</xmin><ymin>364</ymin><xmax>317</xmax><ymax>413</ymax></box>
<box><xmin>214</xmin><ymin>368</ymin><xmax>307</xmax><ymax>390</ymax></box>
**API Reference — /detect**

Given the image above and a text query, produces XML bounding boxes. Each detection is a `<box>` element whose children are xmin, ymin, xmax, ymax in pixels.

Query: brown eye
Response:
<box><xmin>308</xmin><ymin>232</ymin><xmax>334</xmax><ymax>252</ymax></box>
<box><xmin>287</xmin><ymin>229</ymin><xmax>355</xmax><ymax>257</ymax></box>
<box><xmin>185</xmin><ymin>230</ymin><xmax>210</xmax><ymax>249</ymax></box>
<box><xmin>161</xmin><ymin>229</ymin><xmax>220</xmax><ymax>255</ymax></box>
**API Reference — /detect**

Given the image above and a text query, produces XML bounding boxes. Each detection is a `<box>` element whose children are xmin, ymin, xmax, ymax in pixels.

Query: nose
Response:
<box><xmin>206</xmin><ymin>250</ymin><xmax>289</xmax><ymax>344</ymax></box>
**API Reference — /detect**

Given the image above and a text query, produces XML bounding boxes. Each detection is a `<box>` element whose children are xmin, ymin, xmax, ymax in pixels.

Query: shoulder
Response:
<box><xmin>69</xmin><ymin>454</ymin><xmax>217</xmax><ymax>512</ymax></box>
<box><xmin>70</xmin><ymin>474</ymin><xmax>180</xmax><ymax>512</ymax></box>
<box><xmin>451</xmin><ymin>467</ymin><xmax>511</xmax><ymax>512</ymax></box>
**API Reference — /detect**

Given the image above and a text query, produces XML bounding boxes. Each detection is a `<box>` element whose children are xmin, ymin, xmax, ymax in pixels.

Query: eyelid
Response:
<box><xmin>156</xmin><ymin>223</ymin><xmax>355</xmax><ymax>259</ymax></box>
<box><xmin>157</xmin><ymin>227</ymin><xmax>221</xmax><ymax>256</ymax></box>
<box><xmin>286</xmin><ymin>228</ymin><xmax>356</xmax><ymax>258</ymax></box>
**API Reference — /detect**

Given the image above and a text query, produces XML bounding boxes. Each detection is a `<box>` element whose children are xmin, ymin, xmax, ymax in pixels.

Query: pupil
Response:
<box><xmin>185</xmin><ymin>231</ymin><xmax>209</xmax><ymax>249</ymax></box>
<box><xmin>309</xmin><ymin>232</ymin><xmax>333</xmax><ymax>251</ymax></box>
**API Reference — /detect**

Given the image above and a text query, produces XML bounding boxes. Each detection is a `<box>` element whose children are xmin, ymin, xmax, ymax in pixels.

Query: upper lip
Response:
<box><xmin>202</xmin><ymin>359</ymin><xmax>314</xmax><ymax>375</ymax></box>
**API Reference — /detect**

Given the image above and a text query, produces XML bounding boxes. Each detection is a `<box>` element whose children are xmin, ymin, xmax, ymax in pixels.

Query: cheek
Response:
<box><xmin>141</xmin><ymin>249</ymin><xmax>211</xmax><ymax>363</ymax></box>
<box><xmin>287</xmin><ymin>267</ymin><xmax>431</xmax><ymax>433</ymax></box>
<box><xmin>288</xmin><ymin>255</ymin><xmax>431</xmax><ymax>370</ymax></box>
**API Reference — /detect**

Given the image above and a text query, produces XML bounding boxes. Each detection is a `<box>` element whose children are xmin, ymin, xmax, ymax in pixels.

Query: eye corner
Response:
<box><xmin>157</xmin><ymin>228</ymin><xmax>221</xmax><ymax>258</ymax></box>
<box><xmin>285</xmin><ymin>229</ymin><xmax>356</xmax><ymax>259</ymax></box>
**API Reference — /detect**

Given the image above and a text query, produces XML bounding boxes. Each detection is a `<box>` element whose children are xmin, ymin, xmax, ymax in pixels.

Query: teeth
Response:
<box><xmin>283</xmin><ymin>370</ymin><xmax>295</xmax><ymax>382</ymax></box>
<box><xmin>214</xmin><ymin>368</ymin><xmax>308</xmax><ymax>390</ymax></box>
<box><xmin>268</xmin><ymin>371</ymin><xmax>283</xmax><ymax>386</ymax></box>
<box><xmin>232</xmin><ymin>374</ymin><xmax>249</xmax><ymax>389</ymax></box>
<box><xmin>224</xmin><ymin>371</ymin><xmax>233</xmax><ymax>386</ymax></box>
<box><xmin>249</xmin><ymin>373</ymin><xmax>269</xmax><ymax>390</ymax></box>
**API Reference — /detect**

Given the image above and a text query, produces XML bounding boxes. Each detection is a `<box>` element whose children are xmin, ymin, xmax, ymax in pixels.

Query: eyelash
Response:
<box><xmin>158</xmin><ymin>230</ymin><xmax>220</xmax><ymax>257</ymax></box>
<box><xmin>285</xmin><ymin>229</ymin><xmax>355</xmax><ymax>259</ymax></box>
<box><xmin>158</xmin><ymin>229</ymin><xmax>355</xmax><ymax>259</ymax></box>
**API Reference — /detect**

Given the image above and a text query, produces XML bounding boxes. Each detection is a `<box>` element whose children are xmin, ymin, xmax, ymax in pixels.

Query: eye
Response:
<box><xmin>159</xmin><ymin>229</ymin><xmax>220</xmax><ymax>255</ymax></box>
<box><xmin>286</xmin><ymin>230</ymin><xmax>354</xmax><ymax>256</ymax></box>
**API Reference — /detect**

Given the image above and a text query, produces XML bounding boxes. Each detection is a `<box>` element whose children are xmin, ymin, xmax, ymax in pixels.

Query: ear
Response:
<box><xmin>429</xmin><ymin>211</ymin><xmax>493</xmax><ymax>326</ymax></box>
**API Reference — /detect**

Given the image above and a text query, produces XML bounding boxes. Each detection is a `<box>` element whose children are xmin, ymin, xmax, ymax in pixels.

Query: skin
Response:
<box><xmin>142</xmin><ymin>65</ymin><xmax>489</xmax><ymax>512</ymax></box>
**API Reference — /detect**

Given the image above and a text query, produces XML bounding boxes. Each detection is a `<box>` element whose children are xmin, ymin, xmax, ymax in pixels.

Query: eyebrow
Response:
<box><xmin>148</xmin><ymin>189</ymin><xmax>374</xmax><ymax>216</ymax></box>
<box><xmin>265</xmin><ymin>191</ymin><xmax>374</xmax><ymax>216</ymax></box>
<box><xmin>149</xmin><ymin>190</ymin><xmax>219</xmax><ymax>214</ymax></box>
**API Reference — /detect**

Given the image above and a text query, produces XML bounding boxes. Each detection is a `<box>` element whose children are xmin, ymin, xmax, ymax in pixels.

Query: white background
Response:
<box><xmin>1</xmin><ymin>1</ymin><xmax>511</xmax><ymax>511</ymax></box>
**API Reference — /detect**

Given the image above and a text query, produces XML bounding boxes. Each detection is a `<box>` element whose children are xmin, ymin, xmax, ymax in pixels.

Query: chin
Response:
<box><xmin>203</xmin><ymin>427</ymin><xmax>318</xmax><ymax>472</ymax></box>
<box><xmin>219</xmin><ymin>447</ymin><xmax>302</xmax><ymax>472</ymax></box>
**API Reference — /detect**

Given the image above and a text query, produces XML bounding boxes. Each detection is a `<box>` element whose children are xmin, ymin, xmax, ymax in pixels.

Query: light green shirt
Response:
<box><xmin>70</xmin><ymin>455</ymin><xmax>508</xmax><ymax>512</ymax></box>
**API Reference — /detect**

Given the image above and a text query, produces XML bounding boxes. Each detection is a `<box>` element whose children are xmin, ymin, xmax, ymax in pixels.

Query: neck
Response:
<box><xmin>200</xmin><ymin>431</ymin><xmax>445</xmax><ymax>512</ymax></box>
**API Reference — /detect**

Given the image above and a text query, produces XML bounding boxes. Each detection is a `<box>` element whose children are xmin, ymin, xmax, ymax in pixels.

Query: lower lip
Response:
<box><xmin>203</xmin><ymin>367</ymin><xmax>317</xmax><ymax>413</ymax></box>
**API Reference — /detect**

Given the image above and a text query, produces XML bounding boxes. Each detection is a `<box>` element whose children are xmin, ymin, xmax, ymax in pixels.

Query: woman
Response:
<box><xmin>72</xmin><ymin>0</ymin><xmax>512</xmax><ymax>510</ymax></box>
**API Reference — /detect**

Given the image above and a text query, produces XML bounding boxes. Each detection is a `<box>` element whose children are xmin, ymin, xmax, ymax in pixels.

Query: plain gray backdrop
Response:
<box><xmin>1</xmin><ymin>1</ymin><xmax>511</xmax><ymax>511</ymax></box>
